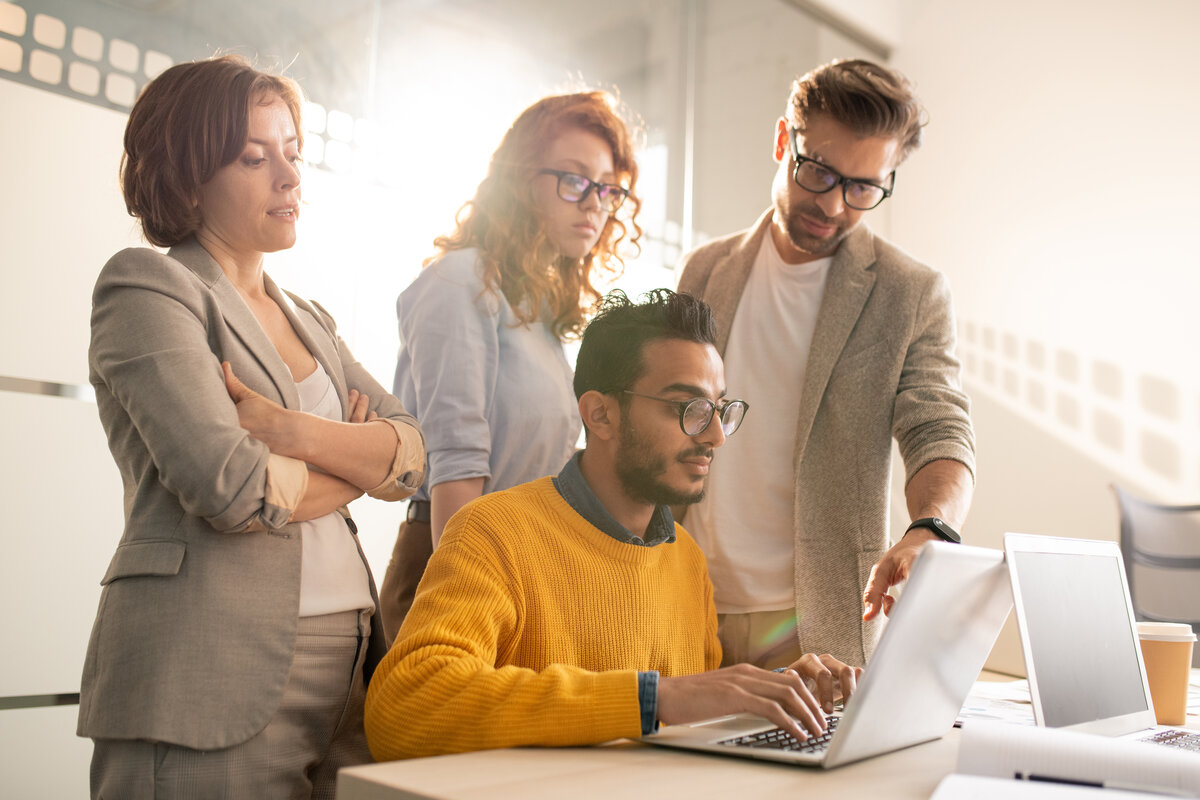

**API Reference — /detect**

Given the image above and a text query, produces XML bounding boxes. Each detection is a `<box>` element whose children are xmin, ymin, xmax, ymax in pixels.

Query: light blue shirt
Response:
<box><xmin>393</xmin><ymin>248</ymin><xmax>581</xmax><ymax>501</ymax></box>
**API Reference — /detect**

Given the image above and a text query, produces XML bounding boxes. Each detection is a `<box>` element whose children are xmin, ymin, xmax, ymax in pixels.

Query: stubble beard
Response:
<box><xmin>615</xmin><ymin>424</ymin><xmax>709</xmax><ymax>507</ymax></box>
<box><xmin>781</xmin><ymin>204</ymin><xmax>851</xmax><ymax>258</ymax></box>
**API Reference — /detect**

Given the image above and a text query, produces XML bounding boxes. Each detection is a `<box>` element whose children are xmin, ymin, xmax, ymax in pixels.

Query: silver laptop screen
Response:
<box><xmin>1010</xmin><ymin>551</ymin><xmax>1149</xmax><ymax>727</ymax></box>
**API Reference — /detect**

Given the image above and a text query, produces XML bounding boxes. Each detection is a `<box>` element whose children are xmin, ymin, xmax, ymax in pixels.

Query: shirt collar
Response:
<box><xmin>552</xmin><ymin>451</ymin><xmax>676</xmax><ymax>547</ymax></box>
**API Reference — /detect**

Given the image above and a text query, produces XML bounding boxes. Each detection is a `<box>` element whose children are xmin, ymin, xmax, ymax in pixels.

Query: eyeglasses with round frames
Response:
<box><xmin>538</xmin><ymin>169</ymin><xmax>630</xmax><ymax>214</ymax></box>
<box><xmin>622</xmin><ymin>391</ymin><xmax>749</xmax><ymax>437</ymax></box>
<box><xmin>787</xmin><ymin>127</ymin><xmax>894</xmax><ymax>211</ymax></box>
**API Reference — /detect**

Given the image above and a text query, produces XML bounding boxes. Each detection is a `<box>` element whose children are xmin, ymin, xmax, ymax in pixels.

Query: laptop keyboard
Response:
<box><xmin>718</xmin><ymin>716</ymin><xmax>840</xmax><ymax>753</ymax></box>
<box><xmin>1139</xmin><ymin>729</ymin><xmax>1200</xmax><ymax>751</ymax></box>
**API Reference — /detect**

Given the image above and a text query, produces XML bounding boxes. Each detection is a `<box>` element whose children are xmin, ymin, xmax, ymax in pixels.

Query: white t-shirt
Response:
<box><xmin>294</xmin><ymin>359</ymin><xmax>375</xmax><ymax>617</ymax></box>
<box><xmin>686</xmin><ymin>234</ymin><xmax>832</xmax><ymax>613</ymax></box>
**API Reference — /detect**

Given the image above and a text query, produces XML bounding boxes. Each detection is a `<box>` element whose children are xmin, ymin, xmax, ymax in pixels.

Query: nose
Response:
<box><xmin>578</xmin><ymin>184</ymin><xmax>602</xmax><ymax>213</ymax></box>
<box><xmin>277</xmin><ymin>158</ymin><xmax>301</xmax><ymax>191</ymax></box>
<box><xmin>814</xmin><ymin>185</ymin><xmax>844</xmax><ymax>218</ymax></box>
<box><xmin>694</xmin><ymin>410</ymin><xmax>727</xmax><ymax>449</ymax></box>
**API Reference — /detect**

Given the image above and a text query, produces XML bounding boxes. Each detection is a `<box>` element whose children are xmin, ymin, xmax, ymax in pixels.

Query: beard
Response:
<box><xmin>615</xmin><ymin>422</ymin><xmax>711</xmax><ymax>506</ymax></box>
<box><xmin>778</xmin><ymin>199</ymin><xmax>854</xmax><ymax>258</ymax></box>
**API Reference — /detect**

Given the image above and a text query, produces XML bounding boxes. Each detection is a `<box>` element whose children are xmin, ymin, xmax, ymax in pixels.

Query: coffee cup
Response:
<box><xmin>1137</xmin><ymin>621</ymin><xmax>1196</xmax><ymax>726</ymax></box>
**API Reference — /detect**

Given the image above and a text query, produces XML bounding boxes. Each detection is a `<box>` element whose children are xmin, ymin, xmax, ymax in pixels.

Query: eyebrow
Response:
<box><xmin>247</xmin><ymin>136</ymin><xmax>299</xmax><ymax>146</ymax></box>
<box><xmin>804</xmin><ymin>149</ymin><xmax>891</xmax><ymax>185</ymax></box>
<box><xmin>658</xmin><ymin>382</ymin><xmax>728</xmax><ymax>399</ymax></box>
<box><xmin>553</xmin><ymin>159</ymin><xmax>617</xmax><ymax>182</ymax></box>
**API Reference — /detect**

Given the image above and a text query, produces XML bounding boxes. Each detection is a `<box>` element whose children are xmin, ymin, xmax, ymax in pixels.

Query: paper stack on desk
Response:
<box><xmin>931</xmin><ymin>721</ymin><xmax>1200</xmax><ymax>798</ymax></box>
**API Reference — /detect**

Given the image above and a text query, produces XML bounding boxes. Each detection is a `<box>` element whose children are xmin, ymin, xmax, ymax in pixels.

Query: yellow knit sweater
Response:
<box><xmin>364</xmin><ymin>476</ymin><xmax>721</xmax><ymax>761</ymax></box>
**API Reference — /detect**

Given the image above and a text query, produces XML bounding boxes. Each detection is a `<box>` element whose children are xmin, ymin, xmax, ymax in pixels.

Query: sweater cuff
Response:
<box><xmin>638</xmin><ymin>670</ymin><xmax>659</xmax><ymax>736</ymax></box>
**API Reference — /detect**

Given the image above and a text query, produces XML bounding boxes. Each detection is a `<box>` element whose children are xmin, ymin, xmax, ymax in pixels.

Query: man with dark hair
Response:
<box><xmin>364</xmin><ymin>289</ymin><xmax>859</xmax><ymax>761</ymax></box>
<box><xmin>677</xmin><ymin>59</ymin><xmax>976</xmax><ymax>668</ymax></box>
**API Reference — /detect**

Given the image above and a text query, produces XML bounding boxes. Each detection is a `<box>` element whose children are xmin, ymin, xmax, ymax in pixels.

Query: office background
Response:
<box><xmin>1</xmin><ymin>0</ymin><xmax>1197</xmax><ymax>794</ymax></box>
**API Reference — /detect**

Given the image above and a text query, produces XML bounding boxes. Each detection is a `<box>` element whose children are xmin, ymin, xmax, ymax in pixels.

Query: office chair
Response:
<box><xmin>1112</xmin><ymin>484</ymin><xmax>1200</xmax><ymax>667</ymax></box>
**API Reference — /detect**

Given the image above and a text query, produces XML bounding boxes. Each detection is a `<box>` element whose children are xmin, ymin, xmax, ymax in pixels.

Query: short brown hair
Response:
<box><xmin>431</xmin><ymin>91</ymin><xmax>643</xmax><ymax>341</ymax></box>
<box><xmin>787</xmin><ymin>59</ymin><xmax>925</xmax><ymax>164</ymax></box>
<box><xmin>121</xmin><ymin>54</ymin><xmax>305</xmax><ymax>247</ymax></box>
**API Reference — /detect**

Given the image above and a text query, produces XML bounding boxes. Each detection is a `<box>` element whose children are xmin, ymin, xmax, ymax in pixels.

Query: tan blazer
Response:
<box><xmin>78</xmin><ymin>238</ymin><xmax>425</xmax><ymax>749</ymax></box>
<box><xmin>678</xmin><ymin>211</ymin><xmax>975</xmax><ymax>665</ymax></box>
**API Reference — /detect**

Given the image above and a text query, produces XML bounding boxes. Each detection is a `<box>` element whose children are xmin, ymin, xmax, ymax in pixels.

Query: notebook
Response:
<box><xmin>1004</xmin><ymin>532</ymin><xmax>1200</xmax><ymax>749</ymax></box>
<box><xmin>647</xmin><ymin>541</ymin><xmax>1013</xmax><ymax>768</ymax></box>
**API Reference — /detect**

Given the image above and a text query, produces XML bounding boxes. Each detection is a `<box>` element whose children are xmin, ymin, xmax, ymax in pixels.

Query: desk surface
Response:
<box><xmin>337</xmin><ymin>730</ymin><xmax>961</xmax><ymax>800</ymax></box>
<box><xmin>337</xmin><ymin>672</ymin><xmax>1200</xmax><ymax>800</ymax></box>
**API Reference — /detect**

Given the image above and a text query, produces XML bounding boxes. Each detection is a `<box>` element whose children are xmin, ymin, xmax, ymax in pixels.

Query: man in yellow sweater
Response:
<box><xmin>365</xmin><ymin>289</ymin><xmax>859</xmax><ymax>761</ymax></box>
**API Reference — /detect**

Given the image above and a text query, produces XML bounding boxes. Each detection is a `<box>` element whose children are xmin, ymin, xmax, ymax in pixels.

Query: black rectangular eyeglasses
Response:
<box><xmin>539</xmin><ymin>169</ymin><xmax>629</xmax><ymax>213</ymax></box>
<box><xmin>787</xmin><ymin>127</ymin><xmax>894</xmax><ymax>211</ymax></box>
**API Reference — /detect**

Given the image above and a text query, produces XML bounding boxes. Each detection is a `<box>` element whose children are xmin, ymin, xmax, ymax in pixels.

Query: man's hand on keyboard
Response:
<box><xmin>657</xmin><ymin>664</ymin><xmax>826</xmax><ymax>742</ymax></box>
<box><xmin>785</xmin><ymin>653</ymin><xmax>863</xmax><ymax>715</ymax></box>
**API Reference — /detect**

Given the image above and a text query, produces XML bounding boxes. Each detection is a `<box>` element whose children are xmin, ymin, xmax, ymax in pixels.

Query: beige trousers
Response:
<box><xmin>717</xmin><ymin>608</ymin><xmax>803</xmax><ymax>670</ymax></box>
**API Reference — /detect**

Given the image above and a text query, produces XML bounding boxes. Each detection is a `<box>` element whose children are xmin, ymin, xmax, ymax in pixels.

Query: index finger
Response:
<box><xmin>781</xmin><ymin>674</ymin><xmax>827</xmax><ymax>737</ymax></box>
<box><xmin>862</xmin><ymin>562</ymin><xmax>891</xmax><ymax>621</ymax></box>
<box><xmin>796</xmin><ymin>657</ymin><xmax>835</xmax><ymax>714</ymax></box>
<box><xmin>348</xmin><ymin>390</ymin><xmax>370</xmax><ymax>423</ymax></box>
<box><xmin>820</xmin><ymin>654</ymin><xmax>860</xmax><ymax>702</ymax></box>
<box><xmin>222</xmin><ymin>361</ymin><xmax>253</xmax><ymax>402</ymax></box>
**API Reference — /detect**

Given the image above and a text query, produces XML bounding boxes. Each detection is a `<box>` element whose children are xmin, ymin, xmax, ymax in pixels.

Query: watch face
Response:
<box><xmin>912</xmin><ymin>517</ymin><xmax>960</xmax><ymax>543</ymax></box>
<box><xmin>931</xmin><ymin>519</ymin><xmax>960</xmax><ymax>543</ymax></box>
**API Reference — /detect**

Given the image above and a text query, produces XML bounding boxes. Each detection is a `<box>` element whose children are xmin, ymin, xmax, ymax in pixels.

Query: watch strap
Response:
<box><xmin>906</xmin><ymin>516</ymin><xmax>961</xmax><ymax>544</ymax></box>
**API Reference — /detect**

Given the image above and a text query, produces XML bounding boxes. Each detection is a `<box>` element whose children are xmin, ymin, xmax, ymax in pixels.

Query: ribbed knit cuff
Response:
<box><xmin>638</xmin><ymin>671</ymin><xmax>659</xmax><ymax>736</ymax></box>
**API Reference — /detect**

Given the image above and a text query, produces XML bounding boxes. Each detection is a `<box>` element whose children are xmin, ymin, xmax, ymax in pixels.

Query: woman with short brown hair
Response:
<box><xmin>80</xmin><ymin>54</ymin><xmax>425</xmax><ymax>798</ymax></box>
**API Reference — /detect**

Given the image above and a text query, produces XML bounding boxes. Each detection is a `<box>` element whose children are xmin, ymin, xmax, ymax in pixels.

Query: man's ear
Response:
<box><xmin>579</xmin><ymin>390</ymin><xmax>619</xmax><ymax>442</ymax></box>
<box><xmin>774</xmin><ymin>117</ymin><xmax>789</xmax><ymax>163</ymax></box>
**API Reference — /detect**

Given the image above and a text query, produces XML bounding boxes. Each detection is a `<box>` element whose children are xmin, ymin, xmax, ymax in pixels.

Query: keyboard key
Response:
<box><xmin>718</xmin><ymin>716</ymin><xmax>839</xmax><ymax>753</ymax></box>
<box><xmin>1141</xmin><ymin>729</ymin><xmax>1200</xmax><ymax>751</ymax></box>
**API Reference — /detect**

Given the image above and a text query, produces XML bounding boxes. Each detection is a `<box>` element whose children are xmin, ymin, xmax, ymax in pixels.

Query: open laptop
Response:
<box><xmin>647</xmin><ymin>541</ymin><xmax>1013</xmax><ymax>768</ymax></box>
<box><xmin>1004</xmin><ymin>532</ymin><xmax>1199</xmax><ymax>749</ymax></box>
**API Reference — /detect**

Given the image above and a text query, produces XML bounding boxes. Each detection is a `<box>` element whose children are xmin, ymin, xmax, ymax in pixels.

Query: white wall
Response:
<box><xmin>887</xmin><ymin>0</ymin><xmax>1200</xmax><ymax>672</ymax></box>
<box><xmin>0</xmin><ymin>79</ymin><xmax>134</xmax><ymax>796</ymax></box>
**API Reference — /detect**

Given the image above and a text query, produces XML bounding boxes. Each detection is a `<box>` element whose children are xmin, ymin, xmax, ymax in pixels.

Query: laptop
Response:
<box><xmin>647</xmin><ymin>541</ymin><xmax>1013</xmax><ymax>768</ymax></box>
<box><xmin>1004</xmin><ymin>532</ymin><xmax>1200</xmax><ymax>749</ymax></box>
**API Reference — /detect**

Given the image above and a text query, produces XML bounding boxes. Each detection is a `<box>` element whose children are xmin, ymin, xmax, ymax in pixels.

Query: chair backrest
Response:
<box><xmin>1112</xmin><ymin>484</ymin><xmax>1200</xmax><ymax>667</ymax></box>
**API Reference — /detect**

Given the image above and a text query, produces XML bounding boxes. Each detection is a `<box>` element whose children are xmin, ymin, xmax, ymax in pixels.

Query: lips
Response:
<box><xmin>798</xmin><ymin>213</ymin><xmax>835</xmax><ymax>237</ymax></box>
<box><xmin>268</xmin><ymin>207</ymin><xmax>297</xmax><ymax>218</ymax></box>
<box><xmin>678</xmin><ymin>448</ymin><xmax>713</xmax><ymax>477</ymax></box>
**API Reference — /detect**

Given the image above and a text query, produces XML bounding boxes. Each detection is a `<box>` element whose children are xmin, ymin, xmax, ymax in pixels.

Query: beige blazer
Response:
<box><xmin>78</xmin><ymin>238</ymin><xmax>425</xmax><ymax>749</ymax></box>
<box><xmin>678</xmin><ymin>211</ymin><xmax>975</xmax><ymax>665</ymax></box>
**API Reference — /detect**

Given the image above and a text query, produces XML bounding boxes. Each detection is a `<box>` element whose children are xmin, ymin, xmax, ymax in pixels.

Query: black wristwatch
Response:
<box><xmin>905</xmin><ymin>516</ymin><xmax>961</xmax><ymax>544</ymax></box>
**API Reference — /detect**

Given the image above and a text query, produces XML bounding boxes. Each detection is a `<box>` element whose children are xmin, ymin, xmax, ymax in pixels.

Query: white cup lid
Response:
<box><xmin>1137</xmin><ymin>621</ymin><xmax>1198</xmax><ymax>642</ymax></box>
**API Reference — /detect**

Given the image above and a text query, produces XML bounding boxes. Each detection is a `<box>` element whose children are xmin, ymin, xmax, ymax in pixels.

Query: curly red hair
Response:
<box><xmin>430</xmin><ymin>91</ymin><xmax>643</xmax><ymax>341</ymax></box>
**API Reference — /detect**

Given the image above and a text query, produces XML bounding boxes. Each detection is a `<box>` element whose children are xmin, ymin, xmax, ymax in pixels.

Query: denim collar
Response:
<box><xmin>552</xmin><ymin>451</ymin><xmax>676</xmax><ymax>547</ymax></box>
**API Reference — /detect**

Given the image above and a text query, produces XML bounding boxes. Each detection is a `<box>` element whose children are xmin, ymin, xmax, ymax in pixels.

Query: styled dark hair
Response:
<box><xmin>430</xmin><ymin>91</ymin><xmax>643</xmax><ymax>341</ymax></box>
<box><xmin>788</xmin><ymin>58</ymin><xmax>925</xmax><ymax>164</ymax></box>
<box><xmin>121</xmin><ymin>54</ymin><xmax>305</xmax><ymax>247</ymax></box>
<box><xmin>573</xmin><ymin>289</ymin><xmax>717</xmax><ymax>400</ymax></box>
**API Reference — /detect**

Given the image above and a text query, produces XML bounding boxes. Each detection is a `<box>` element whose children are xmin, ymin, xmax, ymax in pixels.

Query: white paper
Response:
<box><xmin>931</xmin><ymin>773</ymin><xmax>1177</xmax><ymax>799</ymax></box>
<box><xmin>957</xmin><ymin>721</ymin><xmax>1200</xmax><ymax>796</ymax></box>
<box><xmin>958</xmin><ymin>679</ymin><xmax>1036</xmax><ymax>726</ymax></box>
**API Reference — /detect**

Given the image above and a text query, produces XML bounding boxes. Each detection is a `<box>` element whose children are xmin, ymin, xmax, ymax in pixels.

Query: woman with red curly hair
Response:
<box><xmin>380</xmin><ymin>91</ymin><xmax>642</xmax><ymax>638</ymax></box>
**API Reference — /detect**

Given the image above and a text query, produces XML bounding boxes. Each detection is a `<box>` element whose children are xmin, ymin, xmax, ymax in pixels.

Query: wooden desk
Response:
<box><xmin>337</xmin><ymin>673</ymin><xmax>1198</xmax><ymax>800</ymax></box>
<box><xmin>337</xmin><ymin>731</ymin><xmax>961</xmax><ymax>800</ymax></box>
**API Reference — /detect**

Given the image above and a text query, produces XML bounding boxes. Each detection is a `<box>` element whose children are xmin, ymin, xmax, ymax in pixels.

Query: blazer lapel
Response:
<box><xmin>166</xmin><ymin>239</ymin><xmax>300</xmax><ymax>409</ymax></box>
<box><xmin>707</xmin><ymin>210</ymin><xmax>774</xmax><ymax>356</ymax></box>
<box><xmin>792</xmin><ymin>226</ymin><xmax>877</xmax><ymax>460</ymax></box>
<box><xmin>268</xmin><ymin>279</ymin><xmax>348</xmax><ymax>418</ymax></box>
